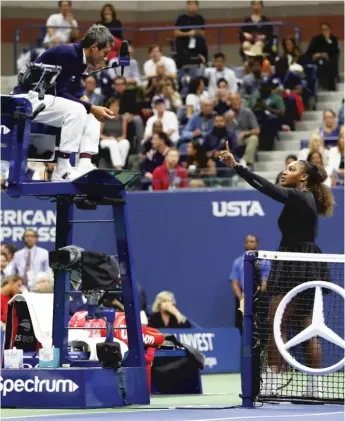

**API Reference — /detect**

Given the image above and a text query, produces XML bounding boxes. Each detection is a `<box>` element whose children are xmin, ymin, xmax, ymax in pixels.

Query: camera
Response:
<box><xmin>49</xmin><ymin>247</ymin><xmax>121</xmax><ymax>293</ymax></box>
<box><xmin>96</xmin><ymin>342</ymin><xmax>122</xmax><ymax>369</ymax></box>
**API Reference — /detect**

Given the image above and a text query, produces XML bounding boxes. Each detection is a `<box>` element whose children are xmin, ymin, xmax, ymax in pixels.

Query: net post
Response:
<box><xmin>242</xmin><ymin>251</ymin><xmax>256</xmax><ymax>408</ymax></box>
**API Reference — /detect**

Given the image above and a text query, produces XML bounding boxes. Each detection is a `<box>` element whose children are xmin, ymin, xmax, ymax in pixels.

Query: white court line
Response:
<box><xmin>185</xmin><ymin>411</ymin><xmax>344</xmax><ymax>421</ymax></box>
<box><xmin>1</xmin><ymin>408</ymin><xmax>172</xmax><ymax>420</ymax></box>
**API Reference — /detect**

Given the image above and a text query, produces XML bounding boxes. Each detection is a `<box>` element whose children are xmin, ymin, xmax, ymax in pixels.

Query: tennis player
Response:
<box><xmin>220</xmin><ymin>142</ymin><xmax>335</xmax><ymax>397</ymax></box>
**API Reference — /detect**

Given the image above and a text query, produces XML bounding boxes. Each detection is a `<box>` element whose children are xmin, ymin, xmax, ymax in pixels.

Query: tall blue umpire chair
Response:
<box><xmin>1</xmin><ymin>94</ymin><xmax>150</xmax><ymax>409</ymax></box>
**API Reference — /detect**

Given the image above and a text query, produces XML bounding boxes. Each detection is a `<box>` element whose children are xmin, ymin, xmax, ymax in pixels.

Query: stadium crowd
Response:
<box><xmin>15</xmin><ymin>0</ymin><xmax>343</xmax><ymax>191</ymax></box>
<box><xmin>0</xmin><ymin>0</ymin><xmax>344</xmax><ymax>341</ymax></box>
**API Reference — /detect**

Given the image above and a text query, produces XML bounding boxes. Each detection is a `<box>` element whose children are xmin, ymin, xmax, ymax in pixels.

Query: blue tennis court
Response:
<box><xmin>2</xmin><ymin>405</ymin><xmax>344</xmax><ymax>421</ymax></box>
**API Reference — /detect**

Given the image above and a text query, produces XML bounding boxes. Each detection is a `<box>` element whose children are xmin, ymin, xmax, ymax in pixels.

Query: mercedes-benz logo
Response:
<box><xmin>274</xmin><ymin>280</ymin><xmax>345</xmax><ymax>375</ymax></box>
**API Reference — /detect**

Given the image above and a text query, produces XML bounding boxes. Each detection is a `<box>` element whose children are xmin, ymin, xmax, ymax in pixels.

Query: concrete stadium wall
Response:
<box><xmin>1</xmin><ymin>1</ymin><xmax>344</xmax><ymax>75</ymax></box>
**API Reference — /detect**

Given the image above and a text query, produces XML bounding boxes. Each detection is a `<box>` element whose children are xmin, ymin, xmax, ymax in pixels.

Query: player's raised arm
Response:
<box><xmin>219</xmin><ymin>142</ymin><xmax>291</xmax><ymax>204</ymax></box>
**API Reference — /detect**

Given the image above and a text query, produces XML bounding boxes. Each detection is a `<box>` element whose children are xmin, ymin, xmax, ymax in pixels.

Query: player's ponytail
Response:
<box><xmin>300</xmin><ymin>161</ymin><xmax>335</xmax><ymax>217</ymax></box>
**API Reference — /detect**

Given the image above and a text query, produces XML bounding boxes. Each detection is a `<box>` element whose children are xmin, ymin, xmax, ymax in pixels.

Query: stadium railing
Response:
<box><xmin>13</xmin><ymin>21</ymin><xmax>301</xmax><ymax>73</ymax></box>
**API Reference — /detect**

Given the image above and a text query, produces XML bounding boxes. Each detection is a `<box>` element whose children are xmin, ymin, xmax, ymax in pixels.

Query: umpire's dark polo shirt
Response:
<box><xmin>13</xmin><ymin>43</ymin><xmax>91</xmax><ymax>113</ymax></box>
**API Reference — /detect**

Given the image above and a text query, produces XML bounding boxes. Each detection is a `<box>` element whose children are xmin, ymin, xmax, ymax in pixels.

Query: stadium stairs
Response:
<box><xmin>250</xmin><ymin>73</ymin><xmax>345</xmax><ymax>187</ymax></box>
<box><xmin>2</xmin><ymin>73</ymin><xmax>344</xmax><ymax>189</ymax></box>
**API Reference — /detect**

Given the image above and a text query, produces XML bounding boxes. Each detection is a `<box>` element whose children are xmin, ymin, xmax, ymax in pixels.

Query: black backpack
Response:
<box><xmin>151</xmin><ymin>335</ymin><xmax>205</xmax><ymax>394</ymax></box>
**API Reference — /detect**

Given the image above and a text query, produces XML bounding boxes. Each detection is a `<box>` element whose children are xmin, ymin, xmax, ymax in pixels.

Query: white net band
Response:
<box><xmin>258</xmin><ymin>250</ymin><xmax>345</xmax><ymax>264</ymax></box>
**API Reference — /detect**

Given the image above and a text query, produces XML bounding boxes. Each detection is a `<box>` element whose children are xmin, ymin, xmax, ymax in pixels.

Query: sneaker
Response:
<box><xmin>51</xmin><ymin>167</ymin><xmax>82</xmax><ymax>182</ymax></box>
<box><xmin>77</xmin><ymin>162</ymin><xmax>96</xmax><ymax>175</ymax></box>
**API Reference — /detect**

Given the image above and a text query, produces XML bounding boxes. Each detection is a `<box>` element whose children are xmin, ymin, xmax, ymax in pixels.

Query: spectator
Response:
<box><xmin>275</xmin><ymin>154</ymin><xmax>297</xmax><ymax>185</ymax></box>
<box><xmin>203</xmin><ymin>114</ymin><xmax>238</xmax><ymax>160</ymax></box>
<box><xmin>314</xmin><ymin>109</ymin><xmax>341</xmax><ymax>139</ymax></box>
<box><xmin>306</xmin><ymin>22</ymin><xmax>340</xmax><ymax>91</ymax></box>
<box><xmin>143</xmin><ymin>97</ymin><xmax>179</xmax><ymax>145</ymax></box>
<box><xmin>155</xmin><ymin>61</ymin><xmax>168</xmax><ymax>80</ymax></box>
<box><xmin>152</xmin><ymin>148</ymin><xmax>189</xmax><ymax>191</ymax></box>
<box><xmin>100</xmin><ymin>98</ymin><xmax>130</xmax><ymax>169</ymax></box>
<box><xmin>142</xmin><ymin>63</ymin><xmax>167</xmax><ymax>107</ymax></box>
<box><xmin>32</xmin><ymin>272</ymin><xmax>54</xmax><ymax>293</ymax></box>
<box><xmin>1</xmin><ymin>253</ymin><xmax>9</xmax><ymax>283</ymax></box>
<box><xmin>149</xmin><ymin>291</ymin><xmax>192</xmax><ymax>329</ymax></box>
<box><xmin>204</xmin><ymin>52</ymin><xmax>238</xmax><ymax>99</ymax></box>
<box><xmin>298</xmin><ymin>134</ymin><xmax>330</xmax><ymax>164</ymax></box>
<box><xmin>282</xmin><ymin>37</ymin><xmax>302</xmax><ymax>66</ymax></box>
<box><xmin>113</xmin><ymin>76</ymin><xmax>144</xmax><ymax>143</ymax></box>
<box><xmin>214</xmin><ymin>79</ymin><xmax>232</xmax><ymax>115</ymax></box>
<box><xmin>239</xmin><ymin>1</ymin><xmax>273</xmax><ymax>60</ymax></box>
<box><xmin>84</xmin><ymin>76</ymin><xmax>104</xmax><ymax>106</ymax></box>
<box><xmin>174</xmin><ymin>1</ymin><xmax>208</xmax><ymax>67</ymax></box>
<box><xmin>1</xmin><ymin>275</ymin><xmax>23</xmax><ymax>326</ymax></box>
<box><xmin>246</xmin><ymin>80</ymin><xmax>285</xmax><ymax>151</ymax></box>
<box><xmin>307</xmin><ymin>151</ymin><xmax>333</xmax><ymax>187</ymax></box>
<box><xmin>269</xmin><ymin>57</ymin><xmax>304</xmax><ymax>125</ymax></box>
<box><xmin>144</xmin><ymin>44</ymin><xmax>177</xmax><ymax>79</ymax></box>
<box><xmin>16</xmin><ymin>39</ymin><xmax>46</xmax><ymax>73</ymax></box>
<box><xmin>185</xmin><ymin>140</ymin><xmax>216</xmax><ymax>180</ymax></box>
<box><xmin>10</xmin><ymin>229</ymin><xmax>51</xmax><ymax>289</ymax></box>
<box><xmin>144</xmin><ymin>76</ymin><xmax>164</xmax><ymax>105</ymax></box>
<box><xmin>328</xmin><ymin>126</ymin><xmax>344</xmax><ymax>186</ymax></box>
<box><xmin>97</xmin><ymin>3</ymin><xmax>122</xmax><ymax>40</ymax></box>
<box><xmin>229</xmin><ymin>234</ymin><xmax>270</xmax><ymax>333</ymax></box>
<box><xmin>226</xmin><ymin>93</ymin><xmax>260</xmax><ymax>168</ymax></box>
<box><xmin>141</xmin><ymin>121</ymin><xmax>166</xmax><ymax>154</ymax></box>
<box><xmin>141</xmin><ymin>131</ymin><xmax>171</xmax><ymax>184</ymax></box>
<box><xmin>243</xmin><ymin>44</ymin><xmax>272</xmax><ymax>76</ymax></box>
<box><xmin>186</xmin><ymin>76</ymin><xmax>209</xmax><ymax>119</ymax></box>
<box><xmin>241</xmin><ymin>55</ymin><xmax>269</xmax><ymax>98</ymax></box>
<box><xmin>1</xmin><ymin>244</ymin><xmax>17</xmax><ymax>265</ymax></box>
<box><xmin>338</xmin><ymin>100</ymin><xmax>344</xmax><ymax>127</ymax></box>
<box><xmin>181</xmin><ymin>99</ymin><xmax>215</xmax><ymax>145</ymax></box>
<box><xmin>44</xmin><ymin>1</ymin><xmax>79</xmax><ymax>48</ymax></box>
<box><xmin>162</xmin><ymin>77</ymin><xmax>183</xmax><ymax>113</ymax></box>
<box><xmin>270</xmin><ymin>57</ymin><xmax>303</xmax><ymax>94</ymax></box>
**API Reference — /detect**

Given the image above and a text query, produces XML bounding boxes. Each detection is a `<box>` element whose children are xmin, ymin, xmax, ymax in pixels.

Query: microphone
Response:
<box><xmin>118</xmin><ymin>41</ymin><xmax>130</xmax><ymax>77</ymax></box>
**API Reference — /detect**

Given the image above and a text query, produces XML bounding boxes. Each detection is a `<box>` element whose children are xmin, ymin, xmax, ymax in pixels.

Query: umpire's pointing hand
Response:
<box><xmin>90</xmin><ymin>105</ymin><xmax>114</xmax><ymax>122</ymax></box>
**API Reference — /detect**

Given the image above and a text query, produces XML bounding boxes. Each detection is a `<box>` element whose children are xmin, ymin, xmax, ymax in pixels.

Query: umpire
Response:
<box><xmin>12</xmin><ymin>24</ymin><xmax>115</xmax><ymax>181</ymax></box>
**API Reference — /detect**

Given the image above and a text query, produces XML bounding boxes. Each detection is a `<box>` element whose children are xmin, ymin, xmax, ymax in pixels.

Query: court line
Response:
<box><xmin>1</xmin><ymin>408</ymin><xmax>172</xmax><ymax>420</ymax></box>
<box><xmin>186</xmin><ymin>411</ymin><xmax>344</xmax><ymax>421</ymax></box>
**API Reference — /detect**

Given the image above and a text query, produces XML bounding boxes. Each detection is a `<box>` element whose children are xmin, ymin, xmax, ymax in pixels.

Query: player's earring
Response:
<box><xmin>301</xmin><ymin>178</ymin><xmax>308</xmax><ymax>191</ymax></box>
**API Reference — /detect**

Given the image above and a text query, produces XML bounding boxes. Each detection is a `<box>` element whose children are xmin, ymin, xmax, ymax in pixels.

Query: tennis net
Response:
<box><xmin>241</xmin><ymin>250</ymin><xmax>344</xmax><ymax>407</ymax></box>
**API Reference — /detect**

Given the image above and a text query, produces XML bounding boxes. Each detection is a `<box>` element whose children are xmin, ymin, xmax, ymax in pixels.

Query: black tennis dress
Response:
<box><xmin>234</xmin><ymin>165</ymin><xmax>330</xmax><ymax>296</ymax></box>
